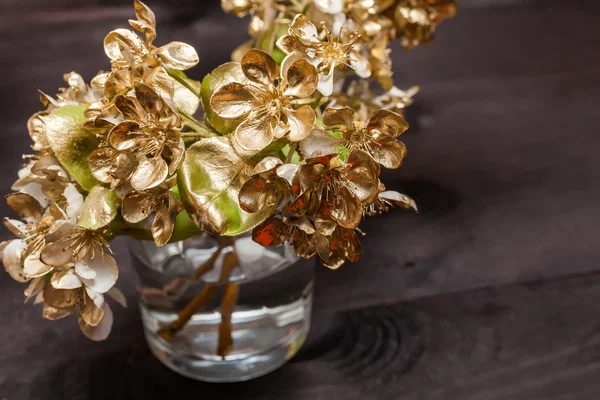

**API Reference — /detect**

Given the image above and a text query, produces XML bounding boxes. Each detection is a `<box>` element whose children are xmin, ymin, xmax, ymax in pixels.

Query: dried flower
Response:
<box><xmin>301</xmin><ymin>106</ymin><xmax>409</xmax><ymax>168</ymax></box>
<box><xmin>394</xmin><ymin>0</ymin><xmax>457</xmax><ymax>49</ymax></box>
<box><xmin>277</xmin><ymin>14</ymin><xmax>365</xmax><ymax>96</ymax></box>
<box><xmin>210</xmin><ymin>49</ymin><xmax>318</xmax><ymax>150</ymax></box>
<box><xmin>90</xmin><ymin>83</ymin><xmax>185</xmax><ymax>190</ymax></box>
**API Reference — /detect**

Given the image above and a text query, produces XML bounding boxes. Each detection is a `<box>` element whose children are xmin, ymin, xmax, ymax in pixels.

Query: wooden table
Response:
<box><xmin>1</xmin><ymin>1</ymin><xmax>599</xmax><ymax>398</ymax></box>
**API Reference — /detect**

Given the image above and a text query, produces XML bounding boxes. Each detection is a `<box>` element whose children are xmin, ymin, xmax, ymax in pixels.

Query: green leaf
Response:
<box><xmin>41</xmin><ymin>105</ymin><xmax>100</xmax><ymax>191</ymax></box>
<box><xmin>168</xmin><ymin>209</ymin><xmax>202</xmax><ymax>243</ymax></box>
<box><xmin>78</xmin><ymin>185</ymin><xmax>120</xmax><ymax>230</ymax></box>
<box><xmin>201</xmin><ymin>62</ymin><xmax>247</xmax><ymax>135</ymax></box>
<box><xmin>168</xmin><ymin>69</ymin><xmax>201</xmax><ymax>115</ymax></box>
<box><xmin>177</xmin><ymin>136</ymin><xmax>273</xmax><ymax>236</ymax></box>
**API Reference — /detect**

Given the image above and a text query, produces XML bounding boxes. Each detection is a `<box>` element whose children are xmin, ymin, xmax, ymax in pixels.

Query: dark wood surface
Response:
<box><xmin>1</xmin><ymin>1</ymin><xmax>599</xmax><ymax>399</ymax></box>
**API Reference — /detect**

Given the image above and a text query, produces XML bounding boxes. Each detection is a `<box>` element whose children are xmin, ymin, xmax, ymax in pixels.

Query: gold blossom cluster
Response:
<box><xmin>2</xmin><ymin>0</ymin><xmax>455</xmax><ymax>342</ymax></box>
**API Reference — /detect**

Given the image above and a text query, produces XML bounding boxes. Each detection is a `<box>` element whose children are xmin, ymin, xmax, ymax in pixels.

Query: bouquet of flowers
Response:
<box><xmin>1</xmin><ymin>0</ymin><xmax>455</xmax><ymax>348</ymax></box>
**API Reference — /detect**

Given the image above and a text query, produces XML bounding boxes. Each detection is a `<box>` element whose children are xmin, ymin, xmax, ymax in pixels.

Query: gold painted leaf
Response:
<box><xmin>201</xmin><ymin>62</ymin><xmax>248</xmax><ymax>135</ymax></box>
<box><xmin>41</xmin><ymin>105</ymin><xmax>101</xmax><ymax>191</ymax></box>
<box><xmin>177</xmin><ymin>136</ymin><xmax>273</xmax><ymax>236</ymax></box>
<box><xmin>78</xmin><ymin>186</ymin><xmax>120</xmax><ymax>230</ymax></box>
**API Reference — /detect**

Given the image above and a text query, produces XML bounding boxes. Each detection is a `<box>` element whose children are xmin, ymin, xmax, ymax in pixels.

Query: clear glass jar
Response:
<box><xmin>128</xmin><ymin>232</ymin><xmax>314</xmax><ymax>382</ymax></box>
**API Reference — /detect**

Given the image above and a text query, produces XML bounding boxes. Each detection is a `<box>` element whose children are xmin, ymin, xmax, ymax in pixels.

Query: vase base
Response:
<box><xmin>140</xmin><ymin>290</ymin><xmax>312</xmax><ymax>382</ymax></box>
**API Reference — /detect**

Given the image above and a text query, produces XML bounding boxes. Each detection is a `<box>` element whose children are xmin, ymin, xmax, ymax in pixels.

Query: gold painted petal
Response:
<box><xmin>89</xmin><ymin>148</ymin><xmax>114</xmax><ymax>183</ymax></box>
<box><xmin>143</xmin><ymin>65</ymin><xmax>175</xmax><ymax>100</ymax></box>
<box><xmin>251</xmin><ymin>216</ymin><xmax>290</xmax><ymax>248</ymax></box>
<box><xmin>122</xmin><ymin>190</ymin><xmax>156</xmax><ymax>223</ymax></box>
<box><xmin>329</xmin><ymin>187</ymin><xmax>363</xmax><ymax>229</ymax></box>
<box><xmin>5</xmin><ymin>192</ymin><xmax>43</xmax><ymax>220</ymax></box>
<box><xmin>314</xmin><ymin>214</ymin><xmax>338</xmax><ymax>236</ymax></box>
<box><xmin>379</xmin><ymin>190</ymin><xmax>418</xmax><ymax>212</ymax></box>
<box><xmin>78</xmin><ymin>303</ymin><xmax>113</xmax><ymax>341</ymax></box>
<box><xmin>314</xmin><ymin>0</ymin><xmax>344</xmax><ymax>14</ymax></box>
<box><xmin>345</xmin><ymin>150</ymin><xmax>381</xmax><ymax>203</ymax></box>
<box><xmin>299</xmin><ymin>128</ymin><xmax>340</xmax><ymax>158</ymax></box>
<box><xmin>168</xmin><ymin>138</ymin><xmax>186</xmax><ymax>176</ymax></box>
<box><xmin>79</xmin><ymin>254</ymin><xmax>119</xmax><ymax>294</ymax></box>
<box><xmin>107</xmin><ymin>287</ymin><xmax>128</xmax><ymax>308</ymax></box>
<box><xmin>75</xmin><ymin>259</ymin><xmax>97</xmax><ymax>280</ymax></box>
<box><xmin>40</xmin><ymin>238</ymin><xmax>76</xmax><ymax>267</ymax></box>
<box><xmin>154</xmin><ymin>41</ymin><xmax>199</xmax><ymax>70</ymax></box>
<box><xmin>129</xmin><ymin>0</ymin><xmax>156</xmax><ymax>42</ymax></box>
<box><xmin>114</xmin><ymin>95</ymin><xmax>142</xmax><ymax>121</ymax></box>
<box><xmin>239</xmin><ymin>175</ymin><xmax>278</xmax><ymax>213</ymax></box>
<box><xmin>211</xmin><ymin>82</ymin><xmax>258</xmax><ymax>119</ymax></box>
<box><xmin>276</xmin><ymin>163</ymin><xmax>299</xmax><ymax>185</ymax></box>
<box><xmin>134</xmin><ymin>83</ymin><xmax>163</xmax><ymax>115</ymax></box>
<box><xmin>43</xmin><ymin>285</ymin><xmax>80</xmax><ymax>309</ymax></box>
<box><xmin>64</xmin><ymin>183</ymin><xmax>84</xmax><ymax>220</ymax></box>
<box><xmin>50</xmin><ymin>269</ymin><xmax>83</xmax><ymax>290</ymax></box>
<box><xmin>151</xmin><ymin>194</ymin><xmax>178</xmax><ymax>246</ymax></box>
<box><xmin>323</xmin><ymin>106</ymin><xmax>356</xmax><ymax>129</ymax></box>
<box><xmin>276</xmin><ymin>35</ymin><xmax>308</xmax><ymax>55</ymax></box>
<box><xmin>241</xmin><ymin>49</ymin><xmax>279</xmax><ymax>87</ymax></box>
<box><xmin>45</xmin><ymin>220</ymin><xmax>76</xmax><ymax>243</ymax></box>
<box><xmin>282</xmin><ymin>53</ymin><xmax>318</xmax><ymax>98</ymax></box>
<box><xmin>368</xmin><ymin>109</ymin><xmax>409</xmax><ymax>137</ymax></box>
<box><xmin>108</xmin><ymin>121</ymin><xmax>142</xmax><ymax>150</ymax></box>
<box><xmin>24</xmin><ymin>277</ymin><xmax>45</xmax><ymax>302</ymax></box>
<box><xmin>2</xmin><ymin>239</ymin><xmax>28</xmax><ymax>282</ymax></box>
<box><xmin>289</xmin><ymin>14</ymin><xmax>319</xmax><ymax>43</ymax></box>
<box><xmin>43</xmin><ymin>304</ymin><xmax>73</xmax><ymax>320</ymax></box>
<box><xmin>252</xmin><ymin>157</ymin><xmax>282</xmax><ymax>175</ymax></box>
<box><xmin>24</xmin><ymin>254</ymin><xmax>53</xmax><ymax>278</ymax></box>
<box><xmin>234</xmin><ymin>111</ymin><xmax>274</xmax><ymax>151</ymax></box>
<box><xmin>85</xmin><ymin>287</ymin><xmax>105</xmax><ymax>309</ymax></box>
<box><xmin>350</xmin><ymin>51</ymin><xmax>371</xmax><ymax>79</ymax></box>
<box><xmin>104</xmin><ymin>28</ymin><xmax>145</xmax><ymax>61</ymax></box>
<box><xmin>371</xmin><ymin>136</ymin><xmax>407</xmax><ymax>169</ymax></box>
<box><xmin>284</xmin><ymin>105</ymin><xmax>315</xmax><ymax>142</ymax></box>
<box><xmin>131</xmin><ymin>157</ymin><xmax>169</xmax><ymax>191</ymax></box>
<box><xmin>80</xmin><ymin>295</ymin><xmax>106</xmax><ymax>327</ymax></box>
<box><xmin>3</xmin><ymin>218</ymin><xmax>27</xmax><ymax>238</ymax></box>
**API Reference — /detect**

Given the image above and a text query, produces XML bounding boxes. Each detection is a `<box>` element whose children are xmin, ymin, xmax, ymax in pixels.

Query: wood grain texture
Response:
<box><xmin>0</xmin><ymin>1</ymin><xmax>599</xmax><ymax>399</ymax></box>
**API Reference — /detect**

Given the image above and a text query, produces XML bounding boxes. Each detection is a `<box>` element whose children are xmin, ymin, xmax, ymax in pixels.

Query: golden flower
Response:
<box><xmin>104</xmin><ymin>1</ymin><xmax>199</xmax><ymax>72</ymax></box>
<box><xmin>121</xmin><ymin>183</ymin><xmax>179</xmax><ymax>246</ymax></box>
<box><xmin>238</xmin><ymin>157</ymin><xmax>298</xmax><ymax>213</ymax></box>
<box><xmin>277</xmin><ymin>14</ymin><xmax>364</xmax><ymax>96</ymax></box>
<box><xmin>251</xmin><ymin>214</ymin><xmax>362</xmax><ymax>269</ymax></box>
<box><xmin>365</xmin><ymin>188</ymin><xmax>418</xmax><ymax>216</ymax></box>
<box><xmin>301</xmin><ymin>106</ymin><xmax>409</xmax><ymax>169</ymax></box>
<box><xmin>313</xmin><ymin>0</ymin><xmax>395</xmax><ymax>17</ymax></box>
<box><xmin>90</xmin><ymin>83</ymin><xmax>185</xmax><ymax>190</ymax></box>
<box><xmin>394</xmin><ymin>0</ymin><xmax>457</xmax><ymax>49</ymax></box>
<box><xmin>210</xmin><ymin>49</ymin><xmax>318</xmax><ymax>151</ymax></box>
<box><xmin>11</xmin><ymin>155</ymin><xmax>70</xmax><ymax>208</ymax></box>
<box><xmin>286</xmin><ymin>151</ymin><xmax>380</xmax><ymax>232</ymax></box>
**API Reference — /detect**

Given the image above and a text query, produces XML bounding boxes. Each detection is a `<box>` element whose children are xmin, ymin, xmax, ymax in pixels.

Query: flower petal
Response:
<box><xmin>107</xmin><ymin>287</ymin><xmax>128</xmax><ymax>308</ymax></box>
<box><xmin>108</xmin><ymin>121</ymin><xmax>142</xmax><ymax>150</ymax></box>
<box><xmin>2</xmin><ymin>239</ymin><xmax>27</xmax><ymax>282</ymax></box>
<box><xmin>329</xmin><ymin>187</ymin><xmax>363</xmax><ymax>229</ymax></box>
<box><xmin>131</xmin><ymin>157</ymin><xmax>169</xmax><ymax>191</ymax></box>
<box><xmin>379</xmin><ymin>190</ymin><xmax>418</xmax><ymax>212</ymax></box>
<box><xmin>299</xmin><ymin>128</ymin><xmax>340</xmax><ymax>158</ymax></box>
<box><xmin>323</xmin><ymin>106</ymin><xmax>356</xmax><ymax>129</ymax></box>
<box><xmin>168</xmin><ymin>138</ymin><xmax>186</xmax><ymax>176</ymax></box>
<box><xmin>51</xmin><ymin>269</ymin><xmax>83</xmax><ymax>289</ymax></box>
<box><xmin>79</xmin><ymin>254</ymin><xmax>119</xmax><ymax>294</ymax></box>
<box><xmin>282</xmin><ymin>53</ymin><xmax>318</xmax><ymax>98</ymax></box>
<box><xmin>64</xmin><ymin>183</ymin><xmax>84</xmax><ymax>220</ymax></box>
<box><xmin>371</xmin><ymin>136</ymin><xmax>407</xmax><ymax>169</ymax></box>
<box><xmin>3</xmin><ymin>218</ymin><xmax>27</xmax><ymax>238</ymax></box>
<box><xmin>104</xmin><ymin>28</ymin><xmax>145</xmax><ymax>61</ymax></box>
<box><xmin>285</xmin><ymin>105</ymin><xmax>315</xmax><ymax>142</ymax></box>
<box><xmin>276</xmin><ymin>35</ymin><xmax>308</xmax><ymax>55</ymax></box>
<box><xmin>241</xmin><ymin>49</ymin><xmax>279</xmax><ymax>87</ymax></box>
<box><xmin>114</xmin><ymin>95</ymin><xmax>142</xmax><ymax>121</ymax></box>
<box><xmin>122</xmin><ymin>190</ymin><xmax>156</xmax><ymax>223</ymax></box>
<box><xmin>5</xmin><ymin>192</ymin><xmax>43</xmax><ymax>220</ymax></box>
<box><xmin>43</xmin><ymin>304</ymin><xmax>73</xmax><ymax>320</ymax></box>
<box><xmin>24</xmin><ymin>277</ymin><xmax>45</xmax><ymax>302</ymax></box>
<box><xmin>86</xmin><ymin>287</ymin><xmax>105</xmax><ymax>309</ymax></box>
<box><xmin>81</xmin><ymin>291</ymin><xmax>106</xmax><ymax>327</ymax></box>
<box><xmin>75</xmin><ymin>259</ymin><xmax>97</xmax><ymax>280</ymax></box>
<box><xmin>151</xmin><ymin>194</ymin><xmax>178</xmax><ymax>246</ymax></box>
<box><xmin>368</xmin><ymin>109</ymin><xmax>409</xmax><ymax>137</ymax></box>
<box><xmin>345</xmin><ymin>150</ymin><xmax>381</xmax><ymax>203</ymax></box>
<box><xmin>24</xmin><ymin>254</ymin><xmax>53</xmax><ymax>278</ymax></box>
<box><xmin>78</xmin><ymin>303</ymin><xmax>113</xmax><ymax>341</ymax></box>
<box><xmin>289</xmin><ymin>14</ymin><xmax>319</xmax><ymax>43</ymax></box>
<box><xmin>154</xmin><ymin>41</ymin><xmax>199</xmax><ymax>70</ymax></box>
<box><xmin>252</xmin><ymin>216</ymin><xmax>290</xmax><ymax>248</ymax></box>
<box><xmin>317</xmin><ymin>65</ymin><xmax>335</xmax><ymax>97</ymax></box>
<box><xmin>43</xmin><ymin>285</ymin><xmax>80</xmax><ymax>309</ymax></box>
<box><xmin>211</xmin><ymin>82</ymin><xmax>257</xmax><ymax>119</ymax></box>
<box><xmin>234</xmin><ymin>111</ymin><xmax>274</xmax><ymax>151</ymax></box>
<box><xmin>40</xmin><ymin>238</ymin><xmax>76</xmax><ymax>267</ymax></box>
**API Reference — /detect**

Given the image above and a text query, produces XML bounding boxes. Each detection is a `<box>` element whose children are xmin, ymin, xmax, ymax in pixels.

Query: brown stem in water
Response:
<box><xmin>157</xmin><ymin>236</ymin><xmax>241</xmax><ymax>357</ymax></box>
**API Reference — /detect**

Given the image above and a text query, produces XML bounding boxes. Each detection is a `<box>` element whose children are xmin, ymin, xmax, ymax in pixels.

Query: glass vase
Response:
<box><xmin>128</xmin><ymin>232</ymin><xmax>314</xmax><ymax>382</ymax></box>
